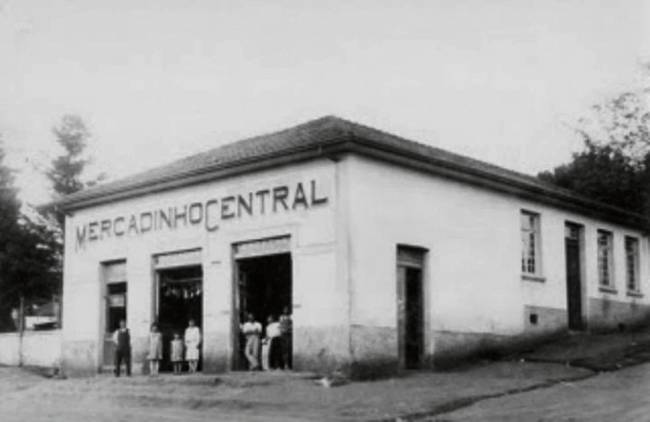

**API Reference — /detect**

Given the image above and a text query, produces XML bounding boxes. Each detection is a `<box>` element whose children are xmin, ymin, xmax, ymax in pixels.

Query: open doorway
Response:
<box><xmin>397</xmin><ymin>246</ymin><xmax>426</xmax><ymax>370</ymax></box>
<box><xmin>102</xmin><ymin>261</ymin><xmax>127</xmax><ymax>370</ymax></box>
<box><xmin>234</xmin><ymin>252</ymin><xmax>292</xmax><ymax>370</ymax></box>
<box><xmin>157</xmin><ymin>265</ymin><xmax>203</xmax><ymax>372</ymax></box>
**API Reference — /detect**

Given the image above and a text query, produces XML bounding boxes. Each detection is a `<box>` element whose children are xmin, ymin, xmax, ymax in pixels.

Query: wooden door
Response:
<box><xmin>565</xmin><ymin>225</ymin><xmax>583</xmax><ymax>330</ymax></box>
<box><xmin>397</xmin><ymin>246</ymin><xmax>425</xmax><ymax>369</ymax></box>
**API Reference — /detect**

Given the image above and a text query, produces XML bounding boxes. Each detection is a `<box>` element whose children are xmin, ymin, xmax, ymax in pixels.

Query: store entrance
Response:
<box><xmin>234</xmin><ymin>253</ymin><xmax>292</xmax><ymax>370</ymax></box>
<box><xmin>157</xmin><ymin>265</ymin><xmax>203</xmax><ymax>372</ymax></box>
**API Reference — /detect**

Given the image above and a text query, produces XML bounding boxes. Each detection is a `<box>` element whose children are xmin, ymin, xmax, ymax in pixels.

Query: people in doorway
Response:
<box><xmin>265</xmin><ymin>315</ymin><xmax>282</xmax><ymax>370</ymax></box>
<box><xmin>241</xmin><ymin>313</ymin><xmax>262</xmax><ymax>370</ymax></box>
<box><xmin>279</xmin><ymin>307</ymin><xmax>292</xmax><ymax>370</ymax></box>
<box><xmin>112</xmin><ymin>319</ymin><xmax>131</xmax><ymax>377</ymax></box>
<box><xmin>170</xmin><ymin>332</ymin><xmax>184</xmax><ymax>374</ymax></box>
<box><xmin>184</xmin><ymin>319</ymin><xmax>201</xmax><ymax>373</ymax></box>
<box><xmin>147</xmin><ymin>323</ymin><xmax>163</xmax><ymax>376</ymax></box>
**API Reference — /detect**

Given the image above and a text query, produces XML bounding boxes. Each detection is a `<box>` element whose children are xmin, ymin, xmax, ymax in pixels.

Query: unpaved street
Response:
<box><xmin>0</xmin><ymin>361</ymin><xmax>647</xmax><ymax>421</ymax></box>
<box><xmin>0</xmin><ymin>362</ymin><xmax>591</xmax><ymax>421</ymax></box>
<box><xmin>430</xmin><ymin>362</ymin><xmax>650</xmax><ymax>422</ymax></box>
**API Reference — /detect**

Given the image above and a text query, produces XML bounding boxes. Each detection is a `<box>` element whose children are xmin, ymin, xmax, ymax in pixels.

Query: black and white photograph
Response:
<box><xmin>1</xmin><ymin>1</ymin><xmax>650</xmax><ymax>420</ymax></box>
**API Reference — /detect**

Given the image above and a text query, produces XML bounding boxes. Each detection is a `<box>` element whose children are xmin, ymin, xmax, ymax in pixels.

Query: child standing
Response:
<box><xmin>184</xmin><ymin>319</ymin><xmax>201</xmax><ymax>374</ymax></box>
<box><xmin>147</xmin><ymin>323</ymin><xmax>163</xmax><ymax>376</ymax></box>
<box><xmin>170</xmin><ymin>332</ymin><xmax>184</xmax><ymax>374</ymax></box>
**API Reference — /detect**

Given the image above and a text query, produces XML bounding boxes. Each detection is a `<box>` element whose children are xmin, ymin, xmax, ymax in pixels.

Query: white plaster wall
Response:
<box><xmin>346</xmin><ymin>156</ymin><xmax>523</xmax><ymax>339</ymax></box>
<box><xmin>0</xmin><ymin>331</ymin><xmax>61</xmax><ymax>367</ymax></box>
<box><xmin>346</xmin><ymin>155</ymin><xmax>650</xmax><ymax>344</ymax></box>
<box><xmin>0</xmin><ymin>333</ymin><xmax>20</xmax><ymax>365</ymax></box>
<box><xmin>517</xmin><ymin>199</ymin><xmax>650</xmax><ymax>313</ymax></box>
<box><xmin>21</xmin><ymin>331</ymin><xmax>62</xmax><ymax>367</ymax></box>
<box><xmin>62</xmin><ymin>159</ymin><xmax>343</xmax><ymax>372</ymax></box>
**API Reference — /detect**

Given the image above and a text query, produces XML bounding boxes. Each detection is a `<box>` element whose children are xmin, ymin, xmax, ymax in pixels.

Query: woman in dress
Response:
<box><xmin>184</xmin><ymin>319</ymin><xmax>201</xmax><ymax>373</ymax></box>
<box><xmin>147</xmin><ymin>323</ymin><xmax>163</xmax><ymax>376</ymax></box>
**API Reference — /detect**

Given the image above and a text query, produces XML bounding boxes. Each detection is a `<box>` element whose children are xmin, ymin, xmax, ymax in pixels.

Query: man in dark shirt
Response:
<box><xmin>113</xmin><ymin>319</ymin><xmax>131</xmax><ymax>377</ymax></box>
<box><xmin>279</xmin><ymin>307</ymin><xmax>292</xmax><ymax>370</ymax></box>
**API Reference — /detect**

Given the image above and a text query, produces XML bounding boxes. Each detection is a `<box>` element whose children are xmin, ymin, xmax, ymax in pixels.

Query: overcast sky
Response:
<box><xmin>1</xmin><ymin>0</ymin><xmax>649</xmax><ymax>204</ymax></box>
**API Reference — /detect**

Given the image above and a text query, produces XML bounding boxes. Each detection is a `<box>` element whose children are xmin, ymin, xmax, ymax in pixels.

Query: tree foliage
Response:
<box><xmin>539</xmin><ymin>73</ymin><xmax>650</xmax><ymax>217</ymax></box>
<box><xmin>0</xmin><ymin>139</ymin><xmax>59</xmax><ymax>331</ymax></box>
<box><xmin>46</xmin><ymin>115</ymin><xmax>92</xmax><ymax>227</ymax></box>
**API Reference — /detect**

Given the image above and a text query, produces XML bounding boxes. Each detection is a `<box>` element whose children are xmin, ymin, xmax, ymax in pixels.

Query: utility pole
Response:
<box><xmin>18</xmin><ymin>295</ymin><xmax>24</xmax><ymax>367</ymax></box>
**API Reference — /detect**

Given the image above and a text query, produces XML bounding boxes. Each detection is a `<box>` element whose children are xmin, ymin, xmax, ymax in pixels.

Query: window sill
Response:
<box><xmin>598</xmin><ymin>286</ymin><xmax>618</xmax><ymax>294</ymax></box>
<box><xmin>627</xmin><ymin>290</ymin><xmax>644</xmax><ymax>298</ymax></box>
<box><xmin>522</xmin><ymin>274</ymin><xmax>546</xmax><ymax>283</ymax></box>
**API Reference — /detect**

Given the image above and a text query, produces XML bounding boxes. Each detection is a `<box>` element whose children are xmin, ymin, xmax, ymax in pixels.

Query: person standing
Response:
<box><xmin>265</xmin><ymin>315</ymin><xmax>282</xmax><ymax>370</ymax></box>
<box><xmin>279</xmin><ymin>307</ymin><xmax>292</xmax><ymax>370</ymax></box>
<box><xmin>147</xmin><ymin>323</ymin><xmax>163</xmax><ymax>376</ymax></box>
<box><xmin>170</xmin><ymin>332</ymin><xmax>184</xmax><ymax>374</ymax></box>
<box><xmin>240</xmin><ymin>313</ymin><xmax>262</xmax><ymax>370</ymax></box>
<box><xmin>113</xmin><ymin>319</ymin><xmax>131</xmax><ymax>377</ymax></box>
<box><xmin>184</xmin><ymin>319</ymin><xmax>201</xmax><ymax>374</ymax></box>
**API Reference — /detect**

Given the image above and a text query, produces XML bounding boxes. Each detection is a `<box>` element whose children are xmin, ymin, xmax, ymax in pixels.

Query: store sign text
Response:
<box><xmin>75</xmin><ymin>180</ymin><xmax>328</xmax><ymax>250</ymax></box>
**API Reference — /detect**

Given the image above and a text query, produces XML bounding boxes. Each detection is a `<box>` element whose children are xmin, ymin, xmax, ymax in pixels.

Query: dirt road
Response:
<box><xmin>0</xmin><ymin>362</ymin><xmax>591</xmax><ymax>421</ymax></box>
<box><xmin>429</xmin><ymin>362</ymin><xmax>650</xmax><ymax>422</ymax></box>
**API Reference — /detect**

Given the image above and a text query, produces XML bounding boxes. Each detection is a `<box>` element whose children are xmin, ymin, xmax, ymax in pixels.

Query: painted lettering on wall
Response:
<box><xmin>75</xmin><ymin>179</ymin><xmax>328</xmax><ymax>250</ymax></box>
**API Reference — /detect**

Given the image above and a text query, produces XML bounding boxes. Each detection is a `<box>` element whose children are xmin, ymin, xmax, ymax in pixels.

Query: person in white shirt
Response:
<box><xmin>265</xmin><ymin>315</ymin><xmax>282</xmax><ymax>370</ymax></box>
<box><xmin>184</xmin><ymin>319</ymin><xmax>201</xmax><ymax>373</ymax></box>
<box><xmin>240</xmin><ymin>313</ymin><xmax>262</xmax><ymax>370</ymax></box>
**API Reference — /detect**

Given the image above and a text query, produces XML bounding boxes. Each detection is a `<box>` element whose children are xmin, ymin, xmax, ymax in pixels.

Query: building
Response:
<box><xmin>59</xmin><ymin>116</ymin><xmax>650</xmax><ymax>377</ymax></box>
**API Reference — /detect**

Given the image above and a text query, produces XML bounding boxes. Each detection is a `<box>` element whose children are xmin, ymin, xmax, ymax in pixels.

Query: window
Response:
<box><xmin>597</xmin><ymin>230</ymin><xmax>614</xmax><ymax>287</ymax></box>
<box><xmin>625</xmin><ymin>236</ymin><xmax>640</xmax><ymax>292</ymax></box>
<box><xmin>521</xmin><ymin>211</ymin><xmax>541</xmax><ymax>276</ymax></box>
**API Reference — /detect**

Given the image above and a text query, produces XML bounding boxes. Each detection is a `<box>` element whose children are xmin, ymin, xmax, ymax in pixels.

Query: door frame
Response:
<box><xmin>564</xmin><ymin>222</ymin><xmax>586</xmax><ymax>331</ymax></box>
<box><xmin>99</xmin><ymin>260</ymin><xmax>127</xmax><ymax>372</ymax></box>
<box><xmin>230</xmin><ymin>235</ymin><xmax>292</xmax><ymax>370</ymax></box>
<box><xmin>396</xmin><ymin>245</ymin><xmax>428</xmax><ymax>370</ymax></box>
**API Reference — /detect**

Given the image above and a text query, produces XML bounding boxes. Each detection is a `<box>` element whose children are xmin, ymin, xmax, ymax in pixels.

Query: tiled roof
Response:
<box><xmin>61</xmin><ymin>115</ymin><xmax>648</xmax><ymax>229</ymax></box>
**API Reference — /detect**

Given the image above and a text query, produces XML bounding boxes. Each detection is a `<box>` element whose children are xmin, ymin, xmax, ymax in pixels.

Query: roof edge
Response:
<box><xmin>58</xmin><ymin>116</ymin><xmax>650</xmax><ymax>231</ymax></box>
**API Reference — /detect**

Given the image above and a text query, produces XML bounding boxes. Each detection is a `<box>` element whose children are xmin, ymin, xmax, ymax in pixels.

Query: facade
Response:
<box><xmin>60</xmin><ymin>116</ymin><xmax>650</xmax><ymax>377</ymax></box>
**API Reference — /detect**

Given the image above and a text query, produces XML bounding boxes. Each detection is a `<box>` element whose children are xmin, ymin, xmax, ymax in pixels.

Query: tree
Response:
<box><xmin>539</xmin><ymin>68</ymin><xmax>650</xmax><ymax>217</ymax></box>
<box><xmin>38</xmin><ymin>115</ymin><xmax>105</xmax><ymax>328</ymax></box>
<box><xmin>46</xmin><ymin>115</ymin><xmax>92</xmax><ymax>227</ymax></box>
<box><xmin>0</xmin><ymin>138</ymin><xmax>60</xmax><ymax>331</ymax></box>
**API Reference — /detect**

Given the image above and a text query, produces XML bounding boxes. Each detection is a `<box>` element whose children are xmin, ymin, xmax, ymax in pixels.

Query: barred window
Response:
<box><xmin>521</xmin><ymin>211</ymin><xmax>541</xmax><ymax>275</ymax></box>
<box><xmin>597</xmin><ymin>230</ymin><xmax>613</xmax><ymax>287</ymax></box>
<box><xmin>625</xmin><ymin>236</ymin><xmax>639</xmax><ymax>292</ymax></box>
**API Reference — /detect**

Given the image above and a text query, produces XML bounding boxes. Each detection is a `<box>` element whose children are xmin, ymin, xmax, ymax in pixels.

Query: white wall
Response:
<box><xmin>346</xmin><ymin>156</ymin><xmax>523</xmax><ymax>337</ymax></box>
<box><xmin>62</xmin><ymin>158</ymin><xmax>346</xmax><ymax>373</ymax></box>
<box><xmin>345</xmin><ymin>155</ymin><xmax>650</xmax><ymax>358</ymax></box>
<box><xmin>62</xmin><ymin>151</ymin><xmax>650</xmax><ymax>373</ymax></box>
<box><xmin>0</xmin><ymin>330</ymin><xmax>61</xmax><ymax>367</ymax></box>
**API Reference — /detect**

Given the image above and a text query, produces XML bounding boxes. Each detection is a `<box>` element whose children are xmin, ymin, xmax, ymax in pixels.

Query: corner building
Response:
<box><xmin>60</xmin><ymin>116</ymin><xmax>650</xmax><ymax>377</ymax></box>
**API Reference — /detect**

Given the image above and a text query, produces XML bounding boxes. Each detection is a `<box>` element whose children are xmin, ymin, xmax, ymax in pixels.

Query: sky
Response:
<box><xmin>1</xmin><ymin>0</ymin><xmax>649</xmax><ymax>205</ymax></box>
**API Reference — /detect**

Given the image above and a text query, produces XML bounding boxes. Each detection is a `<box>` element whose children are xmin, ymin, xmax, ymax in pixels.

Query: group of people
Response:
<box><xmin>112</xmin><ymin>308</ymin><xmax>293</xmax><ymax>376</ymax></box>
<box><xmin>112</xmin><ymin>318</ymin><xmax>201</xmax><ymax>377</ymax></box>
<box><xmin>241</xmin><ymin>307</ymin><xmax>292</xmax><ymax>371</ymax></box>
